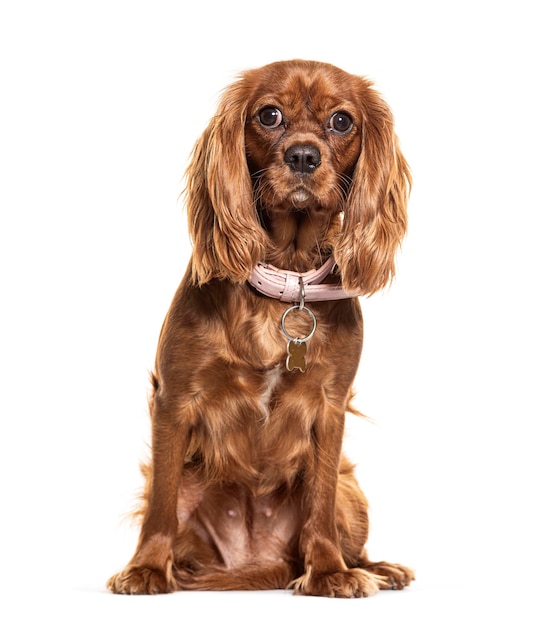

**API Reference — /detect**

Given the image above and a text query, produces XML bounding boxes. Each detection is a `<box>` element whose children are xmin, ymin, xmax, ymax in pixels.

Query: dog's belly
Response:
<box><xmin>177</xmin><ymin>478</ymin><xmax>301</xmax><ymax>568</ymax></box>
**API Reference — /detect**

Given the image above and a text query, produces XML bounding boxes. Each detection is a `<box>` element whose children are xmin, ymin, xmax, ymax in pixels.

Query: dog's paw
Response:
<box><xmin>107</xmin><ymin>565</ymin><xmax>176</xmax><ymax>595</ymax></box>
<box><xmin>364</xmin><ymin>561</ymin><xmax>415</xmax><ymax>590</ymax></box>
<box><xmin>291</xmin><ymin>567</ymin><xmax>383</xmax><ymax>598</ymax></box>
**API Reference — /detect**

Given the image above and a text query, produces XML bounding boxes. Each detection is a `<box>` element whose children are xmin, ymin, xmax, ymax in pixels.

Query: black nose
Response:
<box><xmin>284</xmin><ymin>144</ymin><xmax>321</xmax><ymax>174</ymax></box>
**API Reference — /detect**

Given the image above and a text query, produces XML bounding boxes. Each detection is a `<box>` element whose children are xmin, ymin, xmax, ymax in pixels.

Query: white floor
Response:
<box><xmin>7</xmin><ymin>573</ymin><xmax>550</xmax><ymax>626</ymax></box>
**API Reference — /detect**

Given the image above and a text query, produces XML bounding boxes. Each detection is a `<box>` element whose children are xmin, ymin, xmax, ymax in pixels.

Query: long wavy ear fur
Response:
<box><xmin>334</xmin><ymin>83</ymin><xmax>411</xmax><ymax>295</ymax></box>
<box><xmin>185</xmin><ymin>79</ymin><xmax>269</xmax><ymax>285</ymax></box>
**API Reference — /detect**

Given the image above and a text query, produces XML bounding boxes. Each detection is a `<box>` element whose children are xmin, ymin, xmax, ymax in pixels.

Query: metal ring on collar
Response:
<box><xmin>281</xmin><ymin>305</ymin><xmax>317</xmax><ymax>343</ymax></box>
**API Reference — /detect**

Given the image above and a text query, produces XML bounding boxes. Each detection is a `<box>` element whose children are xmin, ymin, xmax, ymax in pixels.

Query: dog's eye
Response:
<box><xmin>258</xmin><ymin>106</ymin><xmax>283</xmax><ymax>129</ymax></box>
<box><xmin>328</xmin><ymin>112</ymin><xmax>353</xmax><ymax>134</ymax></box>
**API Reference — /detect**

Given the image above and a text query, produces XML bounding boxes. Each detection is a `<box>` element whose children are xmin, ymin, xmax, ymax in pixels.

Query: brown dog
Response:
<box><xmin>108</xmin><ymin>59</ymin><xmax>413</xmax><ymax>598</ymax></box>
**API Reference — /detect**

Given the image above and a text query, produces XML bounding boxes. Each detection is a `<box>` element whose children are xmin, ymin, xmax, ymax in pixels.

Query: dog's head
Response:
<box><xmin>186</xmin><ymin>59</ymin><xmax>410</xmax><ymax>295</ymax></box>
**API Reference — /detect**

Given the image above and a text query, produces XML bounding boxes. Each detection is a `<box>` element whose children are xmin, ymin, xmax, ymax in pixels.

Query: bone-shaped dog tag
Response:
<box><xmin>286</xmin><ymin>340</ymin><xmax>307</xmax><ymax>372</ymax></box>
<box><xmin>281</xmin><ymin>303</ymin><xmax>316</xmax><ymax>374</ymax></box>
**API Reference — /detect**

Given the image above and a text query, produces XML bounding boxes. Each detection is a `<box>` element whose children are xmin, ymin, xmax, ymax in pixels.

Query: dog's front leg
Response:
<box><xmin>108</xmin><ymin>404</ymin><xmax>188</xmax><ymax>595</ymax></box>
<box><xmin>292</xmin><ymin>404</ymin><xmax>381</xmax><ymax>599</ymax></box>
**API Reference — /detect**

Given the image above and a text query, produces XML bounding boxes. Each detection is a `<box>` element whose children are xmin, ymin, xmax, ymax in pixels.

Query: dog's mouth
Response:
<box><xmin>288</xmin><ymin>188</ymin><xmax>313</xmax><ymax>209</ymax></box>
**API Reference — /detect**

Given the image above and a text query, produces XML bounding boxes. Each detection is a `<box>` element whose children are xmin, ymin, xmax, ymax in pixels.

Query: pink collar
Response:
<box><xmin>248</xmin><ymin>256</ymin><xmax>356</xmax><ymax>303</ymax></box>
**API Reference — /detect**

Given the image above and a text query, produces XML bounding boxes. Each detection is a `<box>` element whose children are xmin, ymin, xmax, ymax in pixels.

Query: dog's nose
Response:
<box><xmin>284</xmin><ymin>144</ymin><xmax>321</xmax><ymax>174</ymax></box>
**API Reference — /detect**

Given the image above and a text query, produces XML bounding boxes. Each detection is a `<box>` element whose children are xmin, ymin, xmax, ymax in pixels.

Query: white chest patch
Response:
<box><xmin>259</xmin><ymin>366</ymin><xmax>282</xmax><ymax>422</ymax></box>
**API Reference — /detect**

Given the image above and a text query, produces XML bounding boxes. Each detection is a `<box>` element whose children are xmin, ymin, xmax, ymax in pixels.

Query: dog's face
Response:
<box><xmin>244</xmin><ymin>62</ymin><xmax>363</xmax><ymax>217</ymax></box>
<box><xmin>186</xmin><ymin>60</ymin><xmax>410</xmax><ymax>294</ymax></box>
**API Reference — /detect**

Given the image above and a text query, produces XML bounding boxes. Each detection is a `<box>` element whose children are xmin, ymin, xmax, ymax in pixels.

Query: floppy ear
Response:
<box><xmin>334</xmin><ymin>87</ymin><xmax>410</xmax><ymax>295</ymax></box>
<box><xmin>185</xmin><ymin>81</ymin><xmax>269</xmax><ymax>285</ymax></box>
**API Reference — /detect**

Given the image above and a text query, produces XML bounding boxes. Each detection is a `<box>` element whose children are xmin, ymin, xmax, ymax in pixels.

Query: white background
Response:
<box><xmin>1</xmin><ymin>1</ymin><xmax>553</xmax><ymax>624</ymax></box>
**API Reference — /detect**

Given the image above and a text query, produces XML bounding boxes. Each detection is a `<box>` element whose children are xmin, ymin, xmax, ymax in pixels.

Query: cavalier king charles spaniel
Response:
<box><xmin>108</xmin><ymin>59</ymin><xmax>413</xmax><ymax>598</ymax></box>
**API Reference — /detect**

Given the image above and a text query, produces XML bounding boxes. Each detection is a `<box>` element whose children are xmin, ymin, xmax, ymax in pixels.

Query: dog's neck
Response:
<box><xmin>259</xmin><ymin>208</ymin><xmax>341</xmax><ymax>273</ymax></box>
